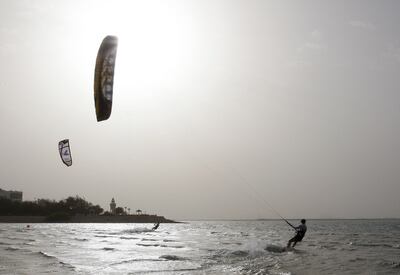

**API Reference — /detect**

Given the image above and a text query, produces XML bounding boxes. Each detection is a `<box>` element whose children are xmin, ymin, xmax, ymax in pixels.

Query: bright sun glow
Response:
<box><xmin>90</xmin><ymin>2</ymin><xmax>195</xmax><ymax>93</ymax></box>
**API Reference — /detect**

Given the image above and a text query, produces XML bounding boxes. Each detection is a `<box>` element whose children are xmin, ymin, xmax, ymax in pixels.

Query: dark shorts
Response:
<box><xmin>289</xmin><ymin>234</ymin><xmax>304</xmax><ymax>242</ymax></box>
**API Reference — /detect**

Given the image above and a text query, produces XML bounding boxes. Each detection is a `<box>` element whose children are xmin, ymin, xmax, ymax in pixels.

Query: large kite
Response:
<box><xmin>58</xmin><ymin>139</ymin><xmax>72</xmax><ymax>167</ymax></box>
<box><xmin>94</xmin><ymin>35</ymin><xmax>118</xmax><ymax>121</ymax></box>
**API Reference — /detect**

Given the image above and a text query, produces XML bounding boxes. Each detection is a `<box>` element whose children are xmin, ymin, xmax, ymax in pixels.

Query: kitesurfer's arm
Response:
<box><xmin>285</xmin><ymin>219</ymin><xmax>296</xmax><ymax>230</ymax></box>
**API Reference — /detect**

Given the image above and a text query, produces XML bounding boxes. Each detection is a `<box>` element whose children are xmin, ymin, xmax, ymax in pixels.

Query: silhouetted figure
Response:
<box><xmin>287</xmin><ymin>219</ymin><xmax>307</xmax><ymax>248</ymax></box>
<box><xmin>152</xmin><ymin>222</ymin><xmax>160</xmax><ymax>231</ymax></box>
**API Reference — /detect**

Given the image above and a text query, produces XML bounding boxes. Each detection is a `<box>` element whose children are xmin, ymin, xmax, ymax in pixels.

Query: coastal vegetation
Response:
<box><xmin>0</xmin><ymin>196</ymin><xmax>103</xmax><ymax>217</ymax></box>
<box><xmin>0</xmin><ymin>196</ymin><xmax>177</xmax><ymax>223</ymax></box>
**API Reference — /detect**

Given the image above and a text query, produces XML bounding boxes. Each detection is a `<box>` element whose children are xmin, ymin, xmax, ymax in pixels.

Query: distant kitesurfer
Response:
<box><xmin>152</xmin><ymin>222</ymin><xmax>160</xmax><ymax>231</ymax></box>
<box><xmin>286</xmin><ymin>219</ymin><xmax>307</xmax><ymax>248</ymax></box>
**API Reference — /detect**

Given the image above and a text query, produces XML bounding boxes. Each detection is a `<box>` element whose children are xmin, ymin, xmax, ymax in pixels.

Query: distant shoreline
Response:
<box><xmin>0</xmin><ymin>215</ymin><xmax>178</xmax><ymax>223</ymax></box>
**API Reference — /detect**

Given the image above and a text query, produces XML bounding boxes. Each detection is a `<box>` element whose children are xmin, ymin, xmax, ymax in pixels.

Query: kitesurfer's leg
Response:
<box><xmin>287</xmin><ymin>236</ymin><xmax>295</xmax><ymax>248</ymax></box>
<box><xmin>292</xmin><ymin>235</ymin><xmax>303</xmax><ymax>247</ymax></box>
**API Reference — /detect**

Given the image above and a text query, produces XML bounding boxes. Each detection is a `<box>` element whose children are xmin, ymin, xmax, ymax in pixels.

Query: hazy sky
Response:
<box><xmin>1</xmin><ymin>0</ymin><xmax>399</xmax><ymax>220</ymax></box>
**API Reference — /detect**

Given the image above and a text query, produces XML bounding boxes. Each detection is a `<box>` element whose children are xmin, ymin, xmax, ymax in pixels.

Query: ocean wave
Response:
<box><xmin>105</xmin><ymin>231</ymin><xmax>122</xmax><ymax>235</ymax></box>
<box><xmin>6</xmin><ymin>236</ymin><xmax>36</xmax><ymax>242</ymax></box>
<box><xmin>38</xmin><ymin>251</ymin><xmax>71</xmax><ymax>266</ymax></box>
<box><xmin>229</xmin><ymin>250</ymin><xmax>249</xmax><ymax>257</ymax></box>
<box><xmin>120</xmin><ymin>236</ymin><xmax>139</xmax><ymax>240</ymax></box>
<box><xmin>122</xmin><ymin>228</ymin><xmax>153</xmax><ymax>234</ymax></box>
<box><xmin>220</xmin><ymin>241</ymin><xmax>242</xmax><ymax>246</ymax></box>
<box><xmin>159</xmin><ymin>255</ymin><xmax>187</xmax><ymax>261</ymax></box>
<box><xmin>240</xmin><ymin>261</ymin><xmax>279</xmax><ymax>275</ymax></box>
<box><xmin>111</xmin><ymin>258</ymin><xmax>163</xmax><ymax>266</ymax></box>
<box><xmin>38</xmin><ymin>251</ymin><xmax>58</xmax><ymax>259</ymax></box>
<box><xmin>210</xmin><ymin>249</ymin><xmax>251</xmax><ymax>260</ymax></box>
<box><xmin>265</xmin><ymin>245</ymin><xmax>291</xmax><ymax>253</ymax></box>
<box><xmin>137</xmin><ymin>243</ymin><xmax>160</xmax><ymax>247</ymax></box>
<box><xmin>5</xmin><ymin>246</ymin><xmax>31</xmax><ymax>252</ymax></box>
<box><xmin>162</xmin><ymin>239</ymin><xmax>177</xmax><ymax>242</ymax></box>
<box><xmin>74</xmin><ymin>238</ymin><xmax>88</xmax><ymax>241</ymax></box>
<box><xmin>58</xmin><ymin>261</ymin><xmax>76</xmax><ymax>270</ymax></box>
<box><xmin>319</xmin><ymin>244</ymin><xmax>338</xmax><ymax>250</ymax></box>
<box><xmin>102</xmin><ymin>247</ymin><xmax>116</xmax><ymax>251</ymax></box>
<box><xmin>265</xmin><ymin>245</ymin><xmax>286</xmax><ymax>253</ymax></box>
<box><xmin>35</xmin><ymin>251</ymin><xmax>76</xmax><ymax>271</ymax></box>
<box><xmin>392</xmin><ymin>262</ymin><xmax>400</xmax><ymax>268</ymax></box>
<box><xmin>207</xmin><ymin>249</ymin><xmax>227</xmax><ymax>259</ymax></box>
<box><xmin>141</xmin><ymin>238</ymin><xmax>157</xmax><ymax>241</ymax></box>
<box><xmin>352</xmin><ymin>242</ymin><xmax>398</xmax><ymax>249</ymax></box>
<box><xmin>379</xmin><ymin>261</ymin><xmax>400</xmax><ymax>269</ymax></box>
<box><xmin>127</xmin><ymin>267</ymin><xmax>200</xmax><ymax>273</ymax></box>
<box><xmin>160</xmin><ymin>244</ymin><xmax>185</xmax><ymax>249</ymax></box>
<box><xmin>136</xmin><ymin>242</ymin><xmax>185</xmax><ymax>249</ymax></box>
<box><xmin>349</xmin><ymin>257</ymin><xmax>366</xmax><ymax>262</ymax></box>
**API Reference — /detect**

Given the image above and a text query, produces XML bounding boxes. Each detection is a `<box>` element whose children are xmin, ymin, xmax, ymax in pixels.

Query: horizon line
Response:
<box><xmin>180</xmin><ymin>218</ymin><xmax>400</xmax><ymax>221</ymax></box>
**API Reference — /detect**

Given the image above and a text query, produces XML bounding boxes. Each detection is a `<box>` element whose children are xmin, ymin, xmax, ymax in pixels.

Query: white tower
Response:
<box><xmin>110</xmin><ymin>198</ymin><xmax>116</xmax><ymax>215</ymax></box>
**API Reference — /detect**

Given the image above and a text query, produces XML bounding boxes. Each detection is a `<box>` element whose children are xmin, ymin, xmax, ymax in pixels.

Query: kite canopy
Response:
<box><xmin>94</xmin><ymin>35</ymin><xmax>118</xmax><ymax>122</ymax></box>
<box><xmin>58</xmin><ymin>139</ymin><xmax>72</xmax><ymax>167</ymax></box>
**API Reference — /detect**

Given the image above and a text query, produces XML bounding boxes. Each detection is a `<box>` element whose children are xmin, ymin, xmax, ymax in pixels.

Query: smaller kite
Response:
<box><xmin>58</xmin><ymin>139</ymin><xmax>72</xmax><ymax>167</ymax></box>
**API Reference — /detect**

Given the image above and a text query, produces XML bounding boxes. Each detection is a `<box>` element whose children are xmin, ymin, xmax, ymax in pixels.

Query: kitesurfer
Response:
<box><xmin>152</xmin><ymin>222</ymin><xmax>160</xmax><ymax>231</ymax></box>
<box><xmin>286</xmin><ymin>219</ymin><xmax>307</xmax><ymax>248</ymax></box>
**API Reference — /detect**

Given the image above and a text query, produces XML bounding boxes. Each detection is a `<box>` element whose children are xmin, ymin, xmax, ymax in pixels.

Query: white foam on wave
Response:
<box><xmin>38</xmin><ymin>251</ymin><xmax>57</xmax><ymax>259</ymax></box>
<box><xmin>240</xmin><ymin>239</ymin><xmax>270</xmax><ymax>256</ymax></box>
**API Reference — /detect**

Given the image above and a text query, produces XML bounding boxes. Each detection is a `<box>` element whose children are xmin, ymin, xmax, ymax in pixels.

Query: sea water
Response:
<box><xmin>0</xmin><ymin>220</ymin><xmax>399</xmax><ymax>274</ymax></box>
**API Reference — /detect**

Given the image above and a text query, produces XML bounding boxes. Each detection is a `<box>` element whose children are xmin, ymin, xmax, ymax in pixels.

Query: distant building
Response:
<box><xmin>0</xmin><ymin>188</ymin><xmax>23</xmax><ymax>202</ymax></box>
<box><xmin>110</xmin><ymin>198</ymin><xmax>116</xmax><ymax>215</ymax></box>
